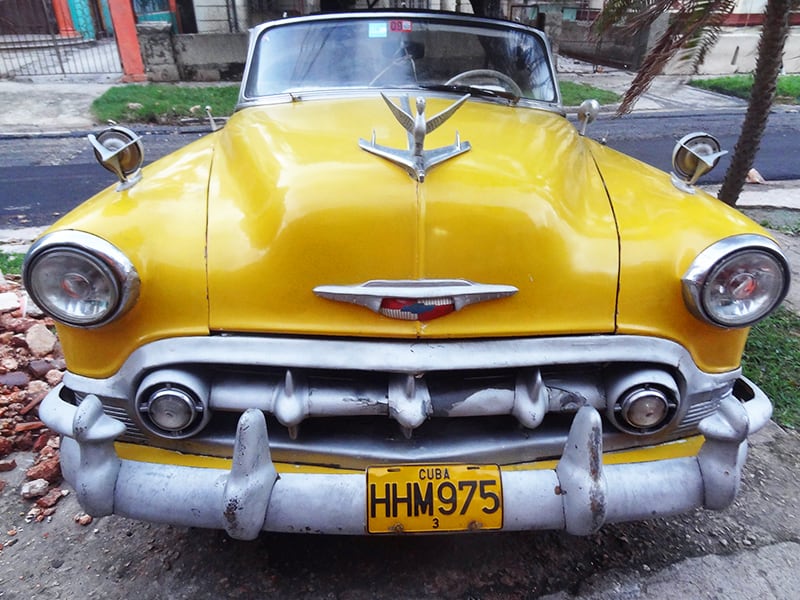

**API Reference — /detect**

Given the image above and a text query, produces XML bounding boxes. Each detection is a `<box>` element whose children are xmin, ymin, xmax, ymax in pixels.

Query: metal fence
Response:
<box><xmin>0</xmin><ymin>0</ymin><xmax>122</xmax><ymax>78</ymax></box>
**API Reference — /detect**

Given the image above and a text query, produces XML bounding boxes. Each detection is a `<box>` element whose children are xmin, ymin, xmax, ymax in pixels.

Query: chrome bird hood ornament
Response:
<box><xmin>359</xmin><ymin>93</ymin><xmax>471</xmax><ymax>182</ymax></box>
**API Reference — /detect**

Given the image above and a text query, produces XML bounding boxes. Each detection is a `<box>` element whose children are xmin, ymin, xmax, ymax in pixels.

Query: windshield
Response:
<box><xmin>244</xmin><ymin>16</ymin><xmax>557</xmax><ymax>103</ymax></box>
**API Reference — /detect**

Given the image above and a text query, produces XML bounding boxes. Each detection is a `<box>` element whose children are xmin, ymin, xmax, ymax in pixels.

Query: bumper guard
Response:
<box><xmin>39</xmin><ymin>377</ymin><xmax>772</xmax><ymax>539</ymax></box>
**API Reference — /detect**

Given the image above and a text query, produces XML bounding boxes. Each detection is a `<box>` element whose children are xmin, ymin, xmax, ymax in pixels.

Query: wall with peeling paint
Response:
<box><xmin>137</xmin><ymin>21</ymin><xmax>247</xmax><ymax>81</ymax></box>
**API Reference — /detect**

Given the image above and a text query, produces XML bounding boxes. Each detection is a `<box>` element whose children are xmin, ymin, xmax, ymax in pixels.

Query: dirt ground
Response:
<box><xmin>0</xmin><ymin>421</ymin><xmax>797</xmax><ymax>599</ymax></box>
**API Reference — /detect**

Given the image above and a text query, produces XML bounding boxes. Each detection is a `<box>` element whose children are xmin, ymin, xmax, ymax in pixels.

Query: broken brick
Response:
<box><xmin>74</xmin><ymin>512</ymin><xmax>93</xmax><ymax>526</ymax></box>
<box><xmin>0</xmin><ymin>437</ymin><xmax>12</xmax><ymax>457</ymax></box>
<box><xmin>14</xmin><ymin>420</ymin><xmax>44</xmax><ymax>433</ymax></box>
<box><xmin>26</xmin><ymin>457</ymin><xmax>61</xmax><ymax>483</ymax></box>
<box><xmin>36</xmin><ymin>487</ymin><xmax>65</xmax><ymax>508</ymax></box>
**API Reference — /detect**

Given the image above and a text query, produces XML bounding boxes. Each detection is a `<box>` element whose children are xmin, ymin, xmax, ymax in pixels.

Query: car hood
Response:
<box><xmin>207</xmin><ymin>96</ymin><xmax>618</xmax><ymax>338</ymax></box>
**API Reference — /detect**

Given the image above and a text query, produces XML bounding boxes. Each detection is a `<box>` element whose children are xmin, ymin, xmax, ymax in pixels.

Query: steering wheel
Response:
<box><xmin>445</xmin><ymin>69</ymin><xmax>523</xmax><ymax>97</ymax></box>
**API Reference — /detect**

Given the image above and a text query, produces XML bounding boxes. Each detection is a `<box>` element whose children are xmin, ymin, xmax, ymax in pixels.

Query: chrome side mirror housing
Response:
<box><xmin>576</xmin><ymin>99</ymin><xmax>600</xmax><ymax>137</ymax></box>
<box><xmin>670</xmin><ymin>132</ymin><xmax>727</xmax><ymax>193</ymax></box>
<box><xmin>88</xmin><ymin>125</ymin><xmax>144</xmax><ymax>191</ymax></box>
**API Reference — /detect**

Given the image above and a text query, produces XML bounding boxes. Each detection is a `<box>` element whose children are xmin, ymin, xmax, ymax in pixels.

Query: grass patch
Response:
<box><xmin>689</xmin><ymin>74</ymin><xmax>800</xmax><ymax>104</ymax></box>
<box><xmin>559</xmin><ymin>81</ymin><xmax>620</xmax><ymax>106</ymax></box>
<box><xmin>760</xmin><ymin>219</ymin><xmax>800</xmax><ymax>235</ymax></box>
<box><xmin>91</xmin><ymin>84</ymin><xmax>239</xmax><ymax>124</ymax></box>
<box><xmin>0</xmin><ymin>252</ymin><xmax>25</xmax><ymax>276</ymax></box>
<box><xmin>91</xmin><ymin>82</ymin><xmax>617</xmax><ymax>124</ymax></box>
<box><xmin>740</xmin><ymin>207</ymin><xmax>800</xmax><ymax>235</ymax></box>
<box><xmin>743</xmin><ymin>307</ymin><xmax>800</xmax><ymax>428</ymax></box>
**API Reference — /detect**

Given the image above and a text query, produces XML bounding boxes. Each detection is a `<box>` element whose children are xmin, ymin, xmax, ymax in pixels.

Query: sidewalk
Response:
<box><xmin>0</xmin><ymin>80</ymin><xmax>113</xmax><ymax>135</ymax></box>
<box><xmin>557</xmin><ymin>56</ymin><xmax>750</xmax><ymax>112</ymax></box>
<box><xmin>0</xmin><ymin>57</ymin><xmax>751</xmax><ymax>136</ymax></box>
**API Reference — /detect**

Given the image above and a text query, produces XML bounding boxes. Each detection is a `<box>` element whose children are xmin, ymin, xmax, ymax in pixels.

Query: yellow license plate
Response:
<box><xmin>366</xmin><ymin>464</ymin><xmax>503</xmax><ymax>533</ymax></box>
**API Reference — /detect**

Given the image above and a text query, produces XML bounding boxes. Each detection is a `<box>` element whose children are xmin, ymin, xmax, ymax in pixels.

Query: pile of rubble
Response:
<box><xmin>0</xmin><ymin>269</ymin><xmax>68</xmax><ymax>523</ymax></box>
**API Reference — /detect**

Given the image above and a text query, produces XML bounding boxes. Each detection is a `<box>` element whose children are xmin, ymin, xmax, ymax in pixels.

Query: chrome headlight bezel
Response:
<box><xmin>682</xmin><ymin>235</ymin><xmax>790</xmax><ymax>328</ymax></box>
<box><xmin>23</xmin><ymin>231</ymin><xmax>140</xmax><ymax>328</ymax></box>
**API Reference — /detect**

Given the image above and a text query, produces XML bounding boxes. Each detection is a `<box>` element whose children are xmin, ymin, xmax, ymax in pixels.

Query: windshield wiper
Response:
<box><xmin>418</xmin><ymin>83</ymin><xmax>520</xmax><ymax>104</ymax></box>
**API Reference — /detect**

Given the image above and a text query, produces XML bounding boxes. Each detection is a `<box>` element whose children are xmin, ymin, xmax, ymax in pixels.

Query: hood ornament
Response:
<box><xmin>314</xmin><ymin>279</ymin><xmax>517</xmax><ymax>322</ymax></box>
<box><xmin>359</xmin><ymin>93</ymin><xmax>471</xmax><ymax>182</ymax></box>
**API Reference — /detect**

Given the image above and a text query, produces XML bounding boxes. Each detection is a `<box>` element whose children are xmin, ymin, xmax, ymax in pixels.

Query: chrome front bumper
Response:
<box><xmin>40</xmin><ymin>377</ymin><xmax>772</xmax><ymax>539</ymax></box>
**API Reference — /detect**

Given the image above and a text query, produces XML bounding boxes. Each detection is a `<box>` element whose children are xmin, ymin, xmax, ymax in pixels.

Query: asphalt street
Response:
<box><xmin>2</xmin><ymin>109</ymin><xmax>799</xmax><ymax>231</ymax></box>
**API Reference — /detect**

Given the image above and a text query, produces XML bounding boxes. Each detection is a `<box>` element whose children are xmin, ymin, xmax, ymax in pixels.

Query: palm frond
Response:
<box><xmin>599</xmin><ymin>0</ymin><xmax>738</xmax><ymax>114</ymax></box>
<box><xmin>595</xmin><ymin>0</ymin><xmax>675</xmax><ymax>35</ymax></box>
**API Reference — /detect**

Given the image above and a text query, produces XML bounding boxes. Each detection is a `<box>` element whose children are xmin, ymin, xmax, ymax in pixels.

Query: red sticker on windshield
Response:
<box><xmin>389</xmin><ymin>20</ymin><xmax>412</xmax><ymax>33</ymax></box>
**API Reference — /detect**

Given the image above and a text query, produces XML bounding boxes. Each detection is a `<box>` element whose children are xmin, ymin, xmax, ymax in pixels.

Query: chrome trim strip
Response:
<box><xmin>62</xmin><ymin>334</ymin><xmax>737</xmax><ymax>400</ymax></box>
<box><xmin>58</xmin><ymin>334</ymin><xmax>742</xmax><ymax>467</ymax></box>
<box><xmin>235</xmin><ymin>89</ymin><xmax>565</xmax><ymax>115</ymax></box>
<box><xmin>313</xmin><ymin>278</ymin><xmax>518</xmax><ymax>313</ymax></box>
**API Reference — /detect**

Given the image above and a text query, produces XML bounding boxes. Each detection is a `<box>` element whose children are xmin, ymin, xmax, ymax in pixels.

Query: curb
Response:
<box><xmin>0</xmin><ymin>123</ymin><xmax>215</xmax><ymax>141</ymax></box>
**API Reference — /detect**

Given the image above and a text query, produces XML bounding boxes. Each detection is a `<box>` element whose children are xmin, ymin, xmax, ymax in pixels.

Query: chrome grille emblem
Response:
<box><xmin>314</xmin><ymin>279</ymin><xmax>517</xmax><ymax>321</ymax></box>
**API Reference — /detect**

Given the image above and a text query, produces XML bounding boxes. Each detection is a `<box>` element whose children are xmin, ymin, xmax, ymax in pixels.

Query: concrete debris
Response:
<box><xmin>746</xmin><ymin>167</ymin><xmax>766</xmax><ymax>184</ymax></box>
<box><xmin>0</xmin><ymin>292</ymin><xmax>20</xmax><ymax>313</ymax></box>
<box><xmin>0</xmin><ymin>272</ymin><xmax>66</xmax><ymax>519</ymax></box>
<box><xmin>21</xmin><ymin>478</ymin><xmax>49</xmax><ymax>498</ymax></box>
<box><xmin>25</xmin><ymin>323</ymin><xmax>58</xmax><ymax>357</ymax></box>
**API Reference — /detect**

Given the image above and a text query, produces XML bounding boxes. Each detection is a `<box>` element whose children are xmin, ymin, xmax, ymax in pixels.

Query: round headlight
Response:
<box><xmin>23</xmin><ymin>232</ymin><xmax>139</xmax><ymax>328</ymax></box>
<box><xmin>683</xmin><ymin>236</ymin><xmax>790</xmax><ymax>328</ymax></box>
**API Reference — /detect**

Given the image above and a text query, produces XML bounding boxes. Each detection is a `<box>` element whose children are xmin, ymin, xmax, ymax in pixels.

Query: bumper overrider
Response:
<box><xmin>40</xmin><ymin>374</ymin><xmax>771</xmax><ymax>539</ymax></box>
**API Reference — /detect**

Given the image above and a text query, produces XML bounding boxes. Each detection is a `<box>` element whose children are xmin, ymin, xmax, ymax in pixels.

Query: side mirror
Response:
<box><xmin>88</xmin><ymin>126</ymin><xmax>144</xmax><ymax>191</ymax></box>
<box><xmin>576</xmin><ymin>99</ymin><xmax>600</xmax><ymax>136</ymax></box>
<box><xmin>670</xmin><ymin>132</ymin><xmax>727</xmax><ymax>193</ymax></box>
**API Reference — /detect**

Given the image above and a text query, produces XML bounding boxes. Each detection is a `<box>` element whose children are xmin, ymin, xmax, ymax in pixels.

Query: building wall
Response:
<box><xmin>194</xmin><ymin>0</ymin><xmax>249</xmax><ymax>32</ymax></box>
<box><xmin>138</xmin><ymin>20</ymin><xmax>247</xmax><ymax>80</ymax></box>
<box><xmin>191</xmin><ymin>0</ymin><xmax>480</xmax><ymax>32</ymax></box>
<box><xmin>665</xmin><ymin>26</ymin><xmax>800</xmax><ymax>75</ymax></box>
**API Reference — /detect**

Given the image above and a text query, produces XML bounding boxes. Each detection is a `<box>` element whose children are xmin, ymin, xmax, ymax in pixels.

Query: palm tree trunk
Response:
<box><xmin>469</xmin><ymin>0</ymin><xmax>504</xmax><ymax>18</ymax></box>
<box><xmin>717</xmin><ymin>0</ymin><xmax>793</xmax><ymax>205</ymax></box>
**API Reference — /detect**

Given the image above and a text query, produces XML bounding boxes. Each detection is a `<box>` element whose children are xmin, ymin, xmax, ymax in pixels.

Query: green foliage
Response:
<box><xmin>559</xmin><ymin>81</ymin><xmax>620</xmax><ymax>106</ymax></box>
<box><xmin>760</xmin><ymin>218</ymin><xmax>800</xmax><ymax>235</ymax></box>
<box><xmin>91</xmin><ymin>82</ymin><xmax>618</xmax><ymax>124</ymax></box>
<box><xmin>91</xmin><ymin>84</ymin><xmax>240</xmax><ymax>124</ymax></box>
<box><xmin>0</xmin><ymin>252</ymin><xmax>25</xmax><ymax>276</ymax></box>
<box><xmin>743</xmin><ymin>307</ymin><xmax>800</xmax><ymax>428</ymax></box>
<box><xmin>690</xmin><ymin>74</ymin><xmax>800</xmax><ymax>103</ymax></box>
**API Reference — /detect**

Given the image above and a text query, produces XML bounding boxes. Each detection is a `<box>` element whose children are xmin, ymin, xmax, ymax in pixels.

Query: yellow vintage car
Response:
<box><xmin>26</xmin><ymin>11</ymin><xmax>790</xmax><ymax>539</ymax></box>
